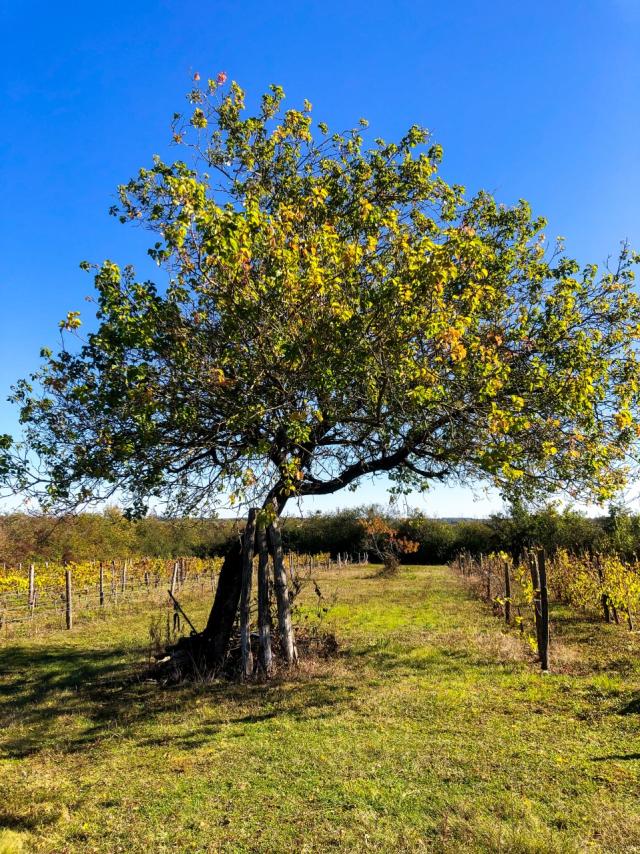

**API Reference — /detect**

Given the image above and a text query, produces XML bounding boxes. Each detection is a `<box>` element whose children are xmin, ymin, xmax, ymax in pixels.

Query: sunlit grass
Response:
<box><xmin>0</xmin><ymin>565</ymin><xmax>639</xmax><ymax>852</ymax></box>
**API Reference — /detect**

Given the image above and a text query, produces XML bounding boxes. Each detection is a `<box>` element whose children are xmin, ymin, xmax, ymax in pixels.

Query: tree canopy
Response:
<box><xmin>8</xmin><ymin>77</ymin><xmax>640</xmax><ymax>516</ymax></box>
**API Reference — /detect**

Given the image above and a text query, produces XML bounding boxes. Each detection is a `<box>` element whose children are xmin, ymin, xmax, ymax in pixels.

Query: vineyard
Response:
<box><xmin>0</xmin><ymin>551</ymin><xmax>354</xmax><ymax>639</ymax></box>
<box><xmin>0</xmin><ymin>557</ymin><xmax>221</xmax><ymax>637</ymax></box>
<box><xmin>1</xmin><ymin>560</ymin><xmax>639</xmax><ymax>853</ymax></box>
<box><xmin>451</xmin><ymin>549</ymin><xmax>640</xmax><ymax>671</ymax></box>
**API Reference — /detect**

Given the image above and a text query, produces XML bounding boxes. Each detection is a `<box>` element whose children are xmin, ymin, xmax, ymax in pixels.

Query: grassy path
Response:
<box><xmin>0</xmin><ymin>565</ymin><xmax>639</xmax><ymax>853</ymax></box>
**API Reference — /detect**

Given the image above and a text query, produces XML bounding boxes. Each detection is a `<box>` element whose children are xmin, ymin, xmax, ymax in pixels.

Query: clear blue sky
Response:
<box><xmin>1</xmin><ymin>0</ymin><xmax>638</xmax><ymax>517</ymax></box>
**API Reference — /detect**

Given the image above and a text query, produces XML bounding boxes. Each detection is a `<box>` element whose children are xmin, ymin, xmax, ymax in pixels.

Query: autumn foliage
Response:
<box><xmin>359</xmin><ymin>513</ymin><xmax>419</xmax><ymax>574</ymax></box>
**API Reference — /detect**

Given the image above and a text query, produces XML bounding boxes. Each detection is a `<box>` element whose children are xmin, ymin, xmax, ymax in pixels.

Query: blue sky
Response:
<box><xmin>1</xmin><ymin>0</ymin><xmax>638</xmax><ymax>517</ymax></box>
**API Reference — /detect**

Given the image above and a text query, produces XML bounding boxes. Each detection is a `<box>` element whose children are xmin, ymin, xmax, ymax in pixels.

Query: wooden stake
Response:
<box><xmin>257</xmin><ymin>525</ymin><xmax>273</xmax><ymax>676</ymax></box>
<box><xmin>536</xmin><ymin>549</ymin><xmax>550</xmax><ymax>672</ymax></box>
<box><xmin>170</xmin><ymin>562</ymin><xmax>180</xmax><ymax>632</ymax></box>
<box><xmin>65</xmin><ymin>569</ymin><xmax>73</xmax><ymax>630</ymax></box>
<box><xmin>595</xmin><ymin>554</ymin><xmax>611</xmax><ymax>623</ymax></box>
<box><xmin>268</xmin><ymin>515</ymin><xmax>297</xmax><ymax>665</ymax></box>
<box><xmin>28</xmin><ymin>564</ymin><xmax>35</xmax><ymax>614</ymax></box>
<box><xmin>99</xmin><ymin>562</ymin><xmax>105</xmax><ymax>607</ymax></box>
<box><xmin>503</xmin><ymin>558</ymin><xmax>511</xmax><ymax>625</ymax></box>
<box><xmin>240</xmin><ymin>508</ymin><xmax>258</xmax><ymax>679</ymax></box>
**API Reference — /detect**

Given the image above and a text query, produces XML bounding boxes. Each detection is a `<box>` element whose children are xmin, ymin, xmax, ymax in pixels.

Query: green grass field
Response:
<box><xmin>1</xmin><ymin>565</ymin><xmax>639</xmax><ymax>853</ymax></box>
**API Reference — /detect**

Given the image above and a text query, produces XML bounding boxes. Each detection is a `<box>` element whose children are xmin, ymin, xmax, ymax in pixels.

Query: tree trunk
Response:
<box><xmin>257</xmin><ymin>525</ymin><xmax>273</xmax><ymax>675</ymax></box>
<box><xmin>240</xmin><ymin>508</ymin><xmax>258</xmax><ymax>679</ymax></box>
<box><xmin>196</xmin><ymin>489</ymin><xmax>291</xmax><ymax>674</ymax></box>
<box><xmin>268</xmin><ymin>516</ymin><xmax>297</xmax><ymax>665</ymax></box>
<box><xmin>203</xmin><ymin>537</ymin><xmax>243</xmax><ymax>668</ymax></box>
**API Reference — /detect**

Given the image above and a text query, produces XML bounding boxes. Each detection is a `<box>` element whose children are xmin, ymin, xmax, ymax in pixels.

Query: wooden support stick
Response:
<box><xmin>167</xmin><ymin>590</ymin><xmax>198</xmax><ymax>635</ymax></box>
<box><xmin>169</xmin><ymin>562</ymin><xmax>180</xmax><ymax>631</ymax></box>
<box><xmin>503</xmin><ymin>559</ymin><xmax>512</xmax><ymax>625</ymax></box>
<box><xmin>536</xmin><ymin>549</ymin><xmax>550</xmax><ymax>672</ymax></box>
<box><xmin>240</xmin><ymin>508</ymin><xmax>258</xmax><ymax>679</ymax></box>
<box><xmin>28</xmin><ymin>564</ymin><xmax>35</xmax><ymax>614</ymax></box>
<box><xmin>65</xmin><ymin>569</ymin><xmax>73</xmax><ymax>630</ymax></box>
<box><xmin>268</xmin><ymin>515</ymin><xmax>298</xmax><ymax>665</ymax></box>
<box><xmin>170</xmin><ymin>562</ymin><xmax>179</xmax><ymax>596</ymax></box>
<box><xmin>99</xmin><ymin>562</ymin><xmax>105</xmax><ymax>607</ymax></box>
<box><xmin>257</xmin><ymin>525</ymin><xmax>273</xmax><ymax>676</ymax></box>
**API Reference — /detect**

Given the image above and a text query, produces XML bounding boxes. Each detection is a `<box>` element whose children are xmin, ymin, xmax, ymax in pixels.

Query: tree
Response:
<box><xmin>8</xmin><ymin>76</ymin><xmax>640</xmax><ymax>671</ymax></box>
<box><xmin>359</xmin><ymin>509</ymin><xmax>419</xmax><ymax>574</ymax></box>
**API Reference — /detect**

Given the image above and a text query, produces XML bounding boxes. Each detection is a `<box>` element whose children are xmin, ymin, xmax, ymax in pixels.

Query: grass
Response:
<box><xmin>0</xmin><ymin>564</ymin><xmax>639</xmax><ymax>853</ymax></box>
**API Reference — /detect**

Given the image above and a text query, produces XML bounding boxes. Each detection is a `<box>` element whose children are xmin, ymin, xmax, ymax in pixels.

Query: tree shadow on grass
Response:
<box><xmin>592</xmin><ymin>753</ymin><xmax>640</xmax><ymax>761</ymax></box>
<box><xmin>343</xmin><ymin>639</ymin><xmax>503</xmax><ymax>678</ymax></box>
<box><xmin>0</xmin><ymin>642</ymin><xmax>356</xmax><ymax>760</ymax></box>
<box><xmin>619</xmin><ymin>694</ymin><xmax>640</xmax><ymax>715</ymax></box>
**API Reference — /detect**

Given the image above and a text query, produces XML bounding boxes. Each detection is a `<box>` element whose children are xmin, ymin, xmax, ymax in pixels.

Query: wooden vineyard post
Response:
<box><xmin>595</xmin><ymin>554</ymin><xmax>611</xmax><ymax>623</ymax></box>
<box><xmin>257</xmin><ymin>525</ymin><xmax>273</xmax><ymax>675</ymax></box>
<box><xmin>268</xmin><ymin>515</ymin><xmax>298</xmax><ymax>665</ymax></box>
<box><xmin>536</xmin><ymin>549</ymin><xmax>550</xmax><ymax>672</ymax></box>
<box><xmin>99</xmin><ymin>562</ymin><xmax>105</xmax><ymax>607</ymax></box>
<box><xmin>120</xmin><ymin>561</ymin><xmax>127</xmax><ymax>596</ymax></box>
<box><xmin>480</xmin><ymin>554</ymin><xmax>490</xmax><ymax>601</ymax></box>
<box><xmin>528</xmin><ymin>550</ymin><xmax>542</xmax><ymax>652</ymax></box>
<box><xmin>170</xmin><ymin>562</ymin><xmax>179</xmax><ymax>596</ymax></box>
<box><xmin>170</xmin><ymin>562</ymin><xmax>180</xmax><ymax>632</ymax></box>
<box><xmin>240</xmin><ymin>508</ymin><xmax>258</xmax><ymax>679</ymax></box>
<box><xmin>503</xmin><ymin>558</ymin><xmax>512</xmax><ymax>625</ymax></box>
<box><xmin>28</xmin><ymin>564</ymin><xmax>35</xmax><ymax>615</ymax></box>
<box><xmin>65</xmin><ymin>569</ymin><xmax>73</xmax><ymax>630</ymax></box>
<box><xmin>111</xmin><ymin>560</ymin><xmax>117</xmax><ymax>605</ymax></box>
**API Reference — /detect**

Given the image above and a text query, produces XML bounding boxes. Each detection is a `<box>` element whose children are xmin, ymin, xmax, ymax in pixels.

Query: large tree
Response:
<box><xmin>8</xmin><ymin>76</ymin><xmax>640</xmax><ymax>670</ymax></box>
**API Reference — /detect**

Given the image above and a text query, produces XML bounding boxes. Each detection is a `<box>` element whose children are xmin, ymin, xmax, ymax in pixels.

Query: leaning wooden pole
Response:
<box><xmin>268</xmin><ymin>515</ymin><xmax>297</xmax><ymax>665</ymax></box>
<box><xmin>256</xmin><ymin>525</ymin><xmax>273</xmax><ymax>676</ymax></box>
<box><xmin>240</xmin><ymin>508</ymin><xmax>258</xmax><ymax>679</ymax></box>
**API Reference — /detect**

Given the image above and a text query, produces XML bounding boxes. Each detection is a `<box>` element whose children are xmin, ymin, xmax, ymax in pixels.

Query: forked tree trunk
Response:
<box><xmin>256</xmin><ymin>525</ymin><xmax>273</xmax><ymax>675</ymax></box>
<box><xmin>240</xmin><ymin>508</ymin><xmax>258</xmax><ymax>679</ymax></box>
<box><xmin>268</xmin><ymin>516</ymin><xmax>298</xmax><ymax>665</ymax></box>
<box><xmin>199</xmin><ymin>496</ymin><xmax>295</xmax><ymax>675</ymax></box>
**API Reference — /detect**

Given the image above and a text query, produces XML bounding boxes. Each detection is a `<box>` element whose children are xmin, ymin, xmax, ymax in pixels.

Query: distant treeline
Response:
<box><xmin>1</xmin><ymin>504</ymin><xmax>638</xmax><ymax>565</ymax></box>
